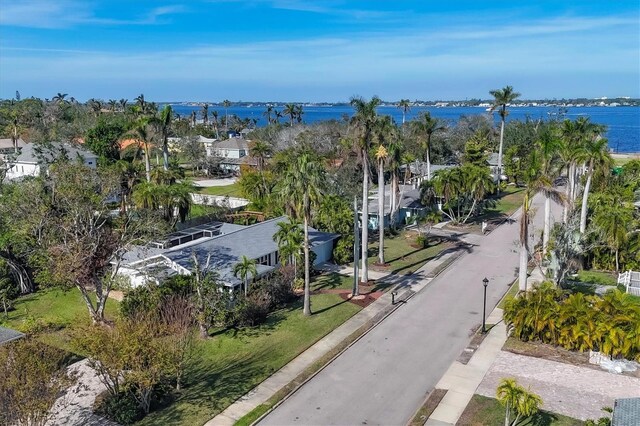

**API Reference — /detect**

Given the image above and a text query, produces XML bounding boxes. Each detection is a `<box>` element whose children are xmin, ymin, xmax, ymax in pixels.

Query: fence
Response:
<box><xmin>618</xmin><ymin>270</ymin><xmax>640</xmax><ymax>297</ymax></box>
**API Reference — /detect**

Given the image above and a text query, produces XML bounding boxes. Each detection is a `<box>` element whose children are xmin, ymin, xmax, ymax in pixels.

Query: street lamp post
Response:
<box><xmin>482</xmin><ymin>277</ymin><xmax>489</xmax><ymax>333</ymax></box>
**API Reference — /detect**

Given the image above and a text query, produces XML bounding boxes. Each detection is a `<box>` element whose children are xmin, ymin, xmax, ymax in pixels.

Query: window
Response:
<box><xmin>88</xmin><ymin>161</ymin><xmax>93</xmax><ymax>165</ymax></box>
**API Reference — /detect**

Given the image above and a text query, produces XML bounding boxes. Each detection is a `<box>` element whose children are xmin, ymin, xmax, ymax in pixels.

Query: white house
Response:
<box><xmin>118</xmin><ymin>216</ymin><xmax>339</xmax><ymax>290</ymax></box>
<box><xmin>5</xmin><ymin>142</ymin><xmax>98</xmax><ymax>181</ymax></box>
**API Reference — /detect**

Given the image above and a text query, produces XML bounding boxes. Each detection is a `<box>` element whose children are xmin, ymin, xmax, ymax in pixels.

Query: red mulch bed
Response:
<box><xmin>338</xmin><ymin>291</ymin><xmax>384</xmax><ymax>308</ymax></box>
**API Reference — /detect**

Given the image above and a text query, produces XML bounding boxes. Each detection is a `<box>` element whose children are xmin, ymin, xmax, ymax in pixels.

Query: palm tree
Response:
<box><xmin>283</xmin><ymin>103</ymin><xmax>297</xmax><ymax>126</ymax></box>
<box><xmin>250</xmin><ymin>140</ymin><xmax>272</xmax><ymax>173</ymax></box>
<box><xmin>233</xmin><ymin>255</ymin><xmax>257</xmax><ymax>297</ymax></box>
<box><xmin>273</xmin><ymin>218</ymin><xmax>303</xmax><ymax>278</ymax></box>
<box><xmin>119</xmin><ymin>98</ymin><xmax>128</xmax><ymax>112</ymax></box>
<box><xmin>592</xmin><ymin>195</ymin><xmax>633</xmax><ymax>272</ymax></box>
<box><xmin>496</xmin><ymin>378</ymin><xmax>542</xmax><ymax>426</ymax></box>
<box><xmin>536</xmin><ymin>129</ymin><xmax>563</xmax><ymax>256</ymax></box>
<box><xmin>263</xmin><ymin>105</ymin><xmax>273</xmax><ymax>124</ymax></box>
<box><xmin>578</xmin><ymin>137</ymin><xmax>611</xmax><ymax>234</ymax></box>
<box><xmin>52</xmin><ymin>92</ymin><xmax>68</xmax><ymax>104</ymax></box>
<box><xmin>151</xmin><ymin>105</ymin><xmax>173</xmax><ymax>171</ymax></box>
<box><xmin>375</xmin><ymin>144</ymin><xmax>388</xmax><ymax>265</ymax></box>
<box><xmin>411</xmin><ymin>112</ymin><xmax>446</xmax><ymax>181</ymax></box>
<box><xmin>108</xmin><ymin>99</ymin><xmax>118</xmax><ymax>112</ymax></box>
<box><xmin>294</xmin><ymin>104</ymin><xmax>304</xmax><ymax>123</ymax></box>
<box><xmin>201</xmin><ymin>104</ymin><xmax>209</xmax><ymax>127</ymax></box>
<box><xmin>280</xmin><ymin>151</ymin><xmax>325</xmax><ymax>316</ymax></box>
<box><xmin>222</xmin><ymin>100</ymin><xmax>231</xmax><ymax>131</ymax></box>
<box><xmin>211</xmin><ymin>110</ymin><xmax>220</xmax><ymax>138</ymax></box>
<box><xmin>274</xmin><ymin>110</ymin><xmax>283</xmax><ymax>124</ymax></box>
<box><xmin>397</xmin><ymin>99</ymin><xmax>411</xmax><ymax>128</ymax></box>
<box><xmin>135</xmin><ymin>94</ymin><xmax>146</xmax><ymax>110</ymax></box>
<box><xmin>115</xmin><ymin>160</ymin><xmax>140</xmax><ymax>214</ymax></box>
<box><xmin>350</xmin><ymin>96</ymin><xmax>381</xmax><ymax>285</ymax></box>
<box><xmin>490</xmin><ymin>85</ymin><xmax>521</xmax><ymax>177</ymax></box>
<box><xmin>387</xmin><ymin>140</ymin><xmax>404</xmax><ymax>226</ymax></box>
<box><xmin>125</xmin><ymin>121</ymin><xmax>153</xmax><ymax>182</ymax></box>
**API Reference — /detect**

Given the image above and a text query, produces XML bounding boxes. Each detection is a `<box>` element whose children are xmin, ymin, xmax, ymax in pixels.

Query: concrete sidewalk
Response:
<box><xmin>425</xmin><ymin>307</ymin><xmax>508</xmax><ymax>425</ymax></box>
<box><xmin>206</xmin><ymin>244</ymin><xmax>469</xmax><ymax>426</ymax></box>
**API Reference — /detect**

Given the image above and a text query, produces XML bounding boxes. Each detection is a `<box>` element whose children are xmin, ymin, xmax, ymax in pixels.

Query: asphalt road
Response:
<box><xmin>260</xmin><ymin>194</ymin><xmax>561</xmax><ymax>426</ymax></box>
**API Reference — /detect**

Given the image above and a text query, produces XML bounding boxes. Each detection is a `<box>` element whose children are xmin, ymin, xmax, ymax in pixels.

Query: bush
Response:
<box><xmin>504</xmin><ymin>284</ymin><xmax>640</xmax><ymax>361</ymax></box>
<box><xmin>96</xmin><ymin>391</ymin><xmax>143</xmax><ymax>425</ymax></box>
<box><xmin>333</xmin><ymin>236</ymin><xmax>354</xmax><ymax>264</ymax></box>
<box><xmin>257</xmin><ymin>267</ymin><xmax>296</xmax><ymax>308</ymax></box>
<box><xmin>415</xmin><ymin>234</ymin><xmax>427</xmax><ymax>248</ymax></box>
<box><xmin>235</xmin><ymin>291</ymin><xmax>271</xmax><ymax>327</ymax></box>
<box><xmin>120</xmin><ymin>276</ymin><xmax>193</xmax><ymax>318</ymax></box>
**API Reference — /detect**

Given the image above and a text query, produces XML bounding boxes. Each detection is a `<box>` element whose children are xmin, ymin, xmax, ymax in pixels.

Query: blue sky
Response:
<box><xmin>0</xmin><ymin>0</ymin><xmax>639</xmax><ymax>102</ymax></box>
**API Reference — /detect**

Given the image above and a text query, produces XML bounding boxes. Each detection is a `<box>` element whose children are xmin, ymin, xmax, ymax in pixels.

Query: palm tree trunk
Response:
<box><xmin>543</xmin><ymin>194</ymin><xmax>551</xmax><ymax>256</ymax></box>
<box><xmin>426</xmin><ymin>143</ymin><xmax>432</xmax><ymax>181</ymax></box>
<box><xmin>579</xmin><ymin>172</ymin><xmax>592</xmax><ymax>234</ymax></box>
<box><xmin>361</xmin><ymin>154</ymin><xmax>369</xmax><ymax>284</ymax></box>
<box><xmin>163</xmin><ymin>138</ymin><xmax>170</xmax><ymax>171</ymax></box>
<box><xmin>391</xmin><ymin>173</ymin><xmax>398</xmax><ymax>227</ymax></box>
<box><xmin>519</xmin><ymin>242</ymin><xmax>528</xmax><ymax>292</ymax></box>
<box><xmin>497</xmin><ymin>117</ymin><xmax>505</xmax><ymax>176</ymax></box>
<box><xmin>378</xmin><ymin>159</ymin><xmax>385</xmax><ymax>265</ymax></box>
<box><xmin>144</xmin><ymin>144</ymin><xmax>151</xmax><ymax>182</ymax></box>
<box><xmin>303</xmin><ymin>214</ymin><xmax>311</xmax><ymax>316</ymax></box>
<box><xmin>615</xmin><ymin>248</ymin><xmax>619</xmax><ymax>273</ymax></box>
<box><xmin>244</xmin><ymin>277</ymin><xmax>248</xmax><ymax>297</ymax></box>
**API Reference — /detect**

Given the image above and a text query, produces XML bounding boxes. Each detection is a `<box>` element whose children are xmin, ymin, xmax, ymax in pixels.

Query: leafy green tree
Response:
<box><xmin>489</xmin><ymin>85</ymin><xmax>521</xmax><ymax>176</ymax></box>
<box><xmin>592</xmin><ymin>194</ymin><xmax>633</xmax><ymax>272</ymax></box>
<box><xmin>234</xmin><ymin>255</ymin><xmax>258</xmax><ymax>297</ymax></box>
<box><xmin>280</xmin><ymin>150</ymin><xmax>326</xmax><ymax>315</ymax></box>
<box><xmin>496</xmin><ymin>378</ymin><xmax>543</xmax><ymax>426</ymax></box>
<box><xmin>462</xmin><ymin>131</ymin><xmax>490</xmax><ymax>167</ymax></box>
<box><xmin>432</xmin><ymin>164</ymin><xmax>494</xmax><ymax>224</ymax></box>
<box><xmin>0</xmin><ymin>338</ymin><xmax>74</xmax><ymax>426</ymax></box>
<box><xmin>85</xmin><ymin>119</ymin><xmax>126</xmax><ymax>164</ymax></box>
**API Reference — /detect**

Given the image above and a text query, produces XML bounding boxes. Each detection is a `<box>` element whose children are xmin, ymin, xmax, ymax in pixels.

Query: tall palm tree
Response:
<box><xmin>263</xmin><ymin>105</ymin><xmax>273</xmax><ymax>124</ymax></box>
<box><xmin>233</xmin><ymin>255</ymin><xmax>257</xmax><ymax>297</ymax></box>
<box><xmin>387</xmin><ymin>140</ymin><xmax>404</xmax><ymax>226</ymax></box>
<box><xmin>222</xmin><ymin>99</ymin><xmax>231</xmax><ymax>131</ymax></box>
<box><xmin>280</xmin><ymin>151</ymin><xmax>325</xmax><ymax>316</ymax></box>
<box><xmin>125</xmin><ymin>121</ymin><xmax>153</xmax><ymax>182</ymax></box>
<box><xmin>108</xmin><ymin>99</ymin><xmax>118</xmax><ymax>112</ymax></box>
<box><xmin>397</xmin><ymin>99</ymin><xmax>411</xmax><ymax>128</ymax></box>
<box><xmin>283</xmin><ymin>103</ymin><xmax>297</xmax><ymax>126</ymax></box>
<box><xmin>578</xmin><ymin>137</ymin><xmax>611</xmax><ymax>234</ymax></box>
<box><xmin>201</xmin><ymin>103</ymin><xmax>209</xmax><ymax>127</ymax></box>
<box><xmin>119</xmin><ymin>98</ymin><xmax>128</xmax><ymax>112</ymax></box>
<box><xmin>52</xmin><ymin>92</ymin><xmax>68</xmax><ymax>104</ymax></box>
<box><xmin>211</xmin><ymin>110</ymin><xmax>220</xmax><ymax>138</ymax></box>
<box><xmin>350</xmin><ymin>95</ymin><xmax>381</xmax><ymax>285</ymax></box>
<box><xmin>489</xmin><ymin>85</ymin><xmax>521</xmax><ymax>177</ymax></box>
<box><xmin>151</xmin><ymin>105</ymin><xmax>173</xmax><ymax>171</ymax></box>
<box><xmin>274</xmin><ymin>110</ymin><xmax>283</xmax><ymax>124</ymax></box>
<box><xmin>375</xmin><ymin>143</ymin><xmax>389</xmax><ymax>265</ymax></box>
<box><xmin>411</xmin><ymin>112</ymin><xmax>446</xmax><ymax>181</ymax></box>
<box><xmin>135</xmin><ymin>94</ymin><xmax>146</xmax><ymax>113</ymax></box>
<box><xmin>536</xmin><ymin>129</ymin><xmax>564</xmax><ymax>256</ymax></box>
<box><xmin>294</xmin><ymin>104</ymin><xmax>304</xmax><ymax>123</ymax></box>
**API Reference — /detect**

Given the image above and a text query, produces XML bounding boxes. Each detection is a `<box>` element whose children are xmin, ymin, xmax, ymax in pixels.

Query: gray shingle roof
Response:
<box><xmin>367</xmin><ymin>185</ymin><xmax>425</xmax><ymax>215</ymax></box>
<box><xmin>0</xmin><ymin>326</ymin><xmax>25</xmax><ymax>345</ymax></box>
<box><xmin>215</xmin><ymin>137</ymin><xmax>250</xmax><ymax>150</ymax></box>
<box><xmin>613</xmin><ymin>398</ymin><xmax>640</xmax><ymax>426</ymax></box>
<box><xmin>14</xmin><ymin>142</ymin><xmax>97</xmax><ymax>164</ymax></box>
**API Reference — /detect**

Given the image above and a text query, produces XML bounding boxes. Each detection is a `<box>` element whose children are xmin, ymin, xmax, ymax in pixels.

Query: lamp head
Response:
<box><xmin>483</xmin><ymin>277</ymin><xmax>489</xmax><ymax>286</ymax></box>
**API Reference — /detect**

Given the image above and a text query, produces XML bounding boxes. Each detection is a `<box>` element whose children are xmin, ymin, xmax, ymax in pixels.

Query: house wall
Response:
<box><xmin>312</xmin><ymin>240</ymin><xmax>335</xmax><ymax>265</ymax></box>
<box><xmin>213</xmin><ymin>148</ymin><xmax>246</xmax><ymax>159</ymax></box>
<box><xmin>6</xmin><ymin>162</ymin><xmax>40</xmax><ymax>180</ymax></box>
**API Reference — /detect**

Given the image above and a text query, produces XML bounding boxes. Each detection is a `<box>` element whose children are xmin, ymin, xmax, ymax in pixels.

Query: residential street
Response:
<box><xmin>260</xmin><ymin>194</ymin><xmax>561</xmax><ymax>426</ymax></box>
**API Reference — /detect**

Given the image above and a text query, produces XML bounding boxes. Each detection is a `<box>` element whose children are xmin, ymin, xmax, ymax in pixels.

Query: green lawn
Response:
<box><xmin>0</xmin><ymin>288</ymin><xmax>119</xmax><ymax>352</ymax></box>
<box><xmin>458</xmin><ymin>395</ymin><xmax>584</xmax><ymax>426</ymax></box>
<box><xmin>493</xmin><ymin>186</ymin><xmax>526</xmax><ymax>215</ymax></box>
<box><xmin>576</xmin><ymin>270</ymin><xmax>617</xmax><ymax>286</ymax></box>
<box><xmin>365</xmin><ymin>233</ymin><xmax>452</xmax><ymax>276</ymax></box>
<box><xmin>498</xmin><ymin>279</ymin><xmax>519</xmax><ymax>310</ymax></box>
<box><xmin>195</xmin><ymin>182</ymin><xmax>244</xmax><ymax>198</ymax></box>
<box><xmin>137</xmin><ymin>292</ymin><xmax>361</xmax><ymax>425</ymax></box>
<box><xmin>311</xmin><ymin>273</ymin><xmax>354</xmax><ymax>291</ymax></box>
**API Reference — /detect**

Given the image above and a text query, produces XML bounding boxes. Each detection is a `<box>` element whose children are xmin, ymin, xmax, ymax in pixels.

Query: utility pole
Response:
<box><xmin>353</xmin><ymin>196</ymin><xmax>359</xmax><ymax>297</ymax></box>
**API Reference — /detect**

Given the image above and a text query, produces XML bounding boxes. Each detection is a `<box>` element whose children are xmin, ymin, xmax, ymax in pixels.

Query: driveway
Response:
<box><xmin>259</xmin><ymin>194</ymin><xmax>561</xmax><ymax>426</ymax></box>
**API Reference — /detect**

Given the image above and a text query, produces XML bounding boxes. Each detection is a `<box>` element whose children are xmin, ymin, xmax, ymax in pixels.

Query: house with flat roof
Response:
<box><xmin>0</xmin><ymin>138</ymin><xmax>27</xmax><ymax>157</ymax></box>
<box><xmin>612</xmin><ymin>398</ymin><xmax>640</xmax><ymax>426</ymax></box>
<box><xmin>5</xmin><ymin>142</ymin><xmax>98</xmax><ymax>181</ymax></box>
<box><xmin>118</xmin><ymin>216</ymin><xmax>339</xmax><ymax>289</ymax></box>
